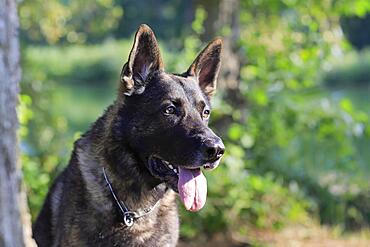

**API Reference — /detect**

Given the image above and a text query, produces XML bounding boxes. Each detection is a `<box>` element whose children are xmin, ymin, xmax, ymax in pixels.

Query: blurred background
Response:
<box><xmin>18</xmin><ymin>0</ymin><xmax>370</xmax><ymax>246</ymax></box>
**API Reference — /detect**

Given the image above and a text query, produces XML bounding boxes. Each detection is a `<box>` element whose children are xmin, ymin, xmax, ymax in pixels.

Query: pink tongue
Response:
<box><xmin>178</xmin><ymin>168</ymin><xmax>207</xmax><ymax>212</ymax></box>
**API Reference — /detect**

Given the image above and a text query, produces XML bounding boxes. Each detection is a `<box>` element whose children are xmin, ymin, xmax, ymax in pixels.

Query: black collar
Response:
<box><xmin>102</xmin><ymin>167</ymin><xmax>162</xmax><ymax>227</ymax></box>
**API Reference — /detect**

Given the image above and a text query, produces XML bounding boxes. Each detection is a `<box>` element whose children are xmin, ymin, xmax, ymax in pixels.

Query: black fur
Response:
<box><xmin>33</xmin><ymin>24</ymin><xmax>224</xmax><ymax>247</ymax></box>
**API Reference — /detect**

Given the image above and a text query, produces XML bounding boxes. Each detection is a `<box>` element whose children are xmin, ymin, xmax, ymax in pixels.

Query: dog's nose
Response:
<box><xmin>201</xmin><ymin>139</ymin><xmax>225</xmax><ymax>162</ymax></box>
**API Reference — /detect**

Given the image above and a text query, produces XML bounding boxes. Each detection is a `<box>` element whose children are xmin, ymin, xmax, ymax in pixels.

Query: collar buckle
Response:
<box><xmin>123</xmin><ymin>212</ymin><xmax>135</xmax><ymax>227</ymax></box>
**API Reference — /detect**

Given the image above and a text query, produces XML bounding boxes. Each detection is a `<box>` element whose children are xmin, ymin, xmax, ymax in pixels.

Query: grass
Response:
<box><xmin>252</xmin><ymin>223</ymin><xmax>370</xmax><ymax>247</ymax></box>
<box><xmin>179</xmin><ymin>223</ymin><xmax>370</xmax><ymax>247</ymax></box>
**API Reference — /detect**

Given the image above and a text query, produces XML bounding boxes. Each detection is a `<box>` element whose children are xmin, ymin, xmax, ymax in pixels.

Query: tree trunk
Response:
<box><xmin>0</xmin><ymin>0</ymin><xmax>36</xmax><ymax>246</ymax></box>
<box><xmin>193</xmin><ymin>0</ymin><xmax>241</xmax><ymax>91</ymax></box>
<box><xmin>215</xmin><ymin>0</ymin><xmax>241</xmax><ymax>91</ymax></box>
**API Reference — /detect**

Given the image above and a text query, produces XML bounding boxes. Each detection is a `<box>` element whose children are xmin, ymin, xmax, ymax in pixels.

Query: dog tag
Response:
<box><xmin>124</xmin><ymin>212</ymin><xmax>134</xmax><ymax>227</ymax></box>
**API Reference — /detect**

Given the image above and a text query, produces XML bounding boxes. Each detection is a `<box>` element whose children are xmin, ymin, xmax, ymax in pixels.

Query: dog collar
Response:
<box><xmin>102</xmin><ymin>167</ymin><xmax>161</xmax><ymax>227</ymax></box>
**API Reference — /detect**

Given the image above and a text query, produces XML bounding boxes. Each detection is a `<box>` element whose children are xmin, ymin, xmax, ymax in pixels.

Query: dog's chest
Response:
<box><xmin>90</xmin><ymin>207</ymin><xmax>179</xmax><ymax>247</ymax></box>
<box><xmin>79</xmin><ymin>191</ymin><xmax>179</xmax><ymax>247</ymax></box>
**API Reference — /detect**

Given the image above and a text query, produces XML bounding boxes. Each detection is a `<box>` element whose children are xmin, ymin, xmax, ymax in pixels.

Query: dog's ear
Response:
<box><xmin>187</xmin><ymin>38</ymin><xmax>222</xmax><ymax>97</ymax></box>
<box><xmin>120</xmin><ymin>24</ymin><xmax>164</xmax><ymax>96</ymax></box>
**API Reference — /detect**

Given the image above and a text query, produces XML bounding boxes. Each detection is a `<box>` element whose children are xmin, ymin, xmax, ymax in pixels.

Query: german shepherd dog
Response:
<box><xmin>33</xmin><ymin>24</ymin><xmax>225</xmax><ymax>247</ymax></box>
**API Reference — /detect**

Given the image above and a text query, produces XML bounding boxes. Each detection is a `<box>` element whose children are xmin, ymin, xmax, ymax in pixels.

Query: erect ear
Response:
<box><xmin>120</xmin><ymin>24</ymin><xmax>164</xmax><ymax>96</ymax></box>
<box><xmin>187</xmin><ymin>38</ymin><xmax>222</xmax><ymax>97</ymax></box>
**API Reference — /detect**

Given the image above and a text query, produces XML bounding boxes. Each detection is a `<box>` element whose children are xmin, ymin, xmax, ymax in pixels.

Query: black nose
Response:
<box><xmin>201</xmin><ymin>139</ymin><xmax>225</xmax><ymax>162</ymax></box>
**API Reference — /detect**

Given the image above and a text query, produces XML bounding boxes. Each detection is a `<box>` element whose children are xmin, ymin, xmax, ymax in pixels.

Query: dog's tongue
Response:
<box><xmin>178</xmin><ymin>167</ymin><xmax>207</xmax><ymax>212</ymax></box>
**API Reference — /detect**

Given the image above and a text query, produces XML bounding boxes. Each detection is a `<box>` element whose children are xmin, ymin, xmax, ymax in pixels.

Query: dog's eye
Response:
<box><xmin>202</xmin><ymin>109</ymin><xmax>211</xmax><ymax>119</ymax></box>
<box><xmin>164</xmin><ymin>105</ymin><xmax>176</xmax><ymax>115</ymax></box>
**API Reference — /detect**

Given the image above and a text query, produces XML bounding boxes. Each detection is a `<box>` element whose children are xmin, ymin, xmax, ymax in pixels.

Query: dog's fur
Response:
<box><xmin>33</xmin><ymin>24</ymin><xmax>224</xmax><ymax>247</ymax></box>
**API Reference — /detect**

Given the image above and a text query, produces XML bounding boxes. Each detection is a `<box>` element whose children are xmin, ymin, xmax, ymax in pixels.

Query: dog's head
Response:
<box><xmin>113</xmin><ymin>24</ymin><xmax>225</xmax><ymax>212</ymax></box>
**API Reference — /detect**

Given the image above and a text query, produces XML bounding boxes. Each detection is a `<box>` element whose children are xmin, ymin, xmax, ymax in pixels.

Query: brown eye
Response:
<box><xmin>164</xmin><ymin>105</ymin><xmax>176</xmax><ymax>115</ymax></box>
<box><xmin>203</xmin><ymin>109</ymin><xmax>210</xmax><ymax>119</ymax></box>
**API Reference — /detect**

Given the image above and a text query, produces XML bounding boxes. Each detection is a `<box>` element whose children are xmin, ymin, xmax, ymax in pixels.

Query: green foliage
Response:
<box><xmin>19</xmin><ymin>0</ymin><xmax>123</xmax><ymax>44</ymax></box>
<box><xmin>180</xmin><ymin>167</ymin><xmax>310</xmax><ymax>239</ymax></box>
<box><xmin>19</xmin><ymin>63</ymin><xmax>73</xmax><ymax>216</ymax></box>
<box><xmin>223</xmin><ymin>0</ymin><xmax>370</xmax><ymax>231</ymax></box>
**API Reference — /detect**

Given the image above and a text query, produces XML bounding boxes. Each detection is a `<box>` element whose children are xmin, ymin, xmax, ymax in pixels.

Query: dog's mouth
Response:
<box><xmin>147</xmin><ymin>156</ymin><xmax>221</xmax><ymax>212</ymax></box>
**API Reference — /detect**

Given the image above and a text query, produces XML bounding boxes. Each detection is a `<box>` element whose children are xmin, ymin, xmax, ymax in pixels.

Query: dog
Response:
<box><xmin>33</xmin><ymin>24</ymin><xmax>225</xmax><ymax>247</ymax></box>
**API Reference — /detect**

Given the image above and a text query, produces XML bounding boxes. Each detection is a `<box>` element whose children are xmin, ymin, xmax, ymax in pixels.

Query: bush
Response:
<box><xmin>180</xmin><ymin>169</ymin><xmax>310</xmax><ymax>240</ymax></box>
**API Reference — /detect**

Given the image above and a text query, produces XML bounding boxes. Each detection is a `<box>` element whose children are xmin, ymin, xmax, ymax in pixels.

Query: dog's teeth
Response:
<box><xmin>163</xmin><ymin>161</ymin><xmax>169</xmax><ymax>165</ymax></box>
<box><xmin>168</xmin><ymin>164</ymin><xmax>173</xmax><ymax>169</ymax></box>
<box><xmin>173</xmin><ymin>169</ymin><xmax>177</xmax><ymax>173</ymax></box>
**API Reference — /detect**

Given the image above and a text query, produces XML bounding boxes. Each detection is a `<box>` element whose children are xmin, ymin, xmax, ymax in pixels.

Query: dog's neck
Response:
<box><xmin>76</xmin><ymin>135</ymin><xmax>175</xmax><ymax>237</ymax></box>
<box><xmin>77</xmin><ymin>105</ymin><xmax>170</xmax><ymax>223</ymax></box>
<box><xmin>101</xmin><ymin>142</ymin><xmax>167</xmax><ymax>210</ymax></box>
<box><xmin>102</xmin><ymin>165</ymin><xmax>166</xmax><ymax>226</ymax></box>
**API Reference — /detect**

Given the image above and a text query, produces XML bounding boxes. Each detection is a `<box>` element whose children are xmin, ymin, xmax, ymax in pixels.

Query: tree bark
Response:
<box><xmin>193</xmin><ymin>0</ymin><xmax>241</xmax><ymax>96</ymax></box>
<box><xmin>215</xmin><ymin>0</ymin><xmax>241</xmax><ymax>91</ymax></box>
<box><xmin>0</xmin><ymin>0</ymin><xmax>36</xmax><ymax>246</ymax></box>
